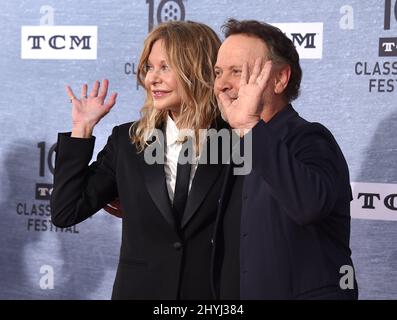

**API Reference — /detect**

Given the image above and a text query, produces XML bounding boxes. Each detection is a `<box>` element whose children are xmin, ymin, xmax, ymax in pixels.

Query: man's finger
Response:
<box><xmin>240</xmin><ymin>62</ymin><xmax>249</xmax><ymax>87</ymax></box>
<box><xmin>258</xmin><ymin>61</ymin><xmax>273</xmax><ymax>90</ymax></box>
<box><xmin>248</xmin><ymin>57</ymin><xmax>262</xmax><ymax>85</ymax></box>
<box><xmin>218</xmin><ymin>92</ymin><xmax>232</xmax><ymax>112</ymax></box>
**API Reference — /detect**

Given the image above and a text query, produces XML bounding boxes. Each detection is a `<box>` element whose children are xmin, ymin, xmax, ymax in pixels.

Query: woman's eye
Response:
<box><xmin>161</xmin><ymin>65</ymin><xmax>169</xmax><ymax>71</ymax></box>
<box><xmin>232</xmin><ymin>69</ymin><xmax>241</xmax><ymax>75</ymax></box>
<box><xmin>145</xmin><ymin>65</ymin><xmax>153</xmax><ymax>72</ymax></box>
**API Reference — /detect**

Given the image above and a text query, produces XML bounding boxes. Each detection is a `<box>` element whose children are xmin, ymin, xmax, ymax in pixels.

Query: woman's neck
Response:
<box><xmin>169</xmin><ymin>110</ymin><xmax>180</xmax><ymax>128</ymax></box>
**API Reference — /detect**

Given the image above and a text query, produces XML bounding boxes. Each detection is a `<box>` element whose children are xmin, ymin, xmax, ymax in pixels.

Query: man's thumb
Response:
<box><xmin>218</xmin><ymin>92</ymin><xmax>232</xmax><ymax>109</ymax></box>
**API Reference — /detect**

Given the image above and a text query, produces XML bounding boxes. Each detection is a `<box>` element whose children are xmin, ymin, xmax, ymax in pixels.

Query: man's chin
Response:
<box><xmin>219</xmin><ymin>108</ymin><xmax>231</xmax><ymax>123</ymax></box>
<box><xmin>220</xmin><ymin>111</ymin><xmax>229</xmax><ymax>123</ymax></box>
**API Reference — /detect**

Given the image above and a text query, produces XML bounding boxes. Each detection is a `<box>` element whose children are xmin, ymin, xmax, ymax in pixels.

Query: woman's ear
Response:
<box><xmin>274</xmin><ymin>64</ymin><xmax>291</xmax><ymax>95</ymax></box>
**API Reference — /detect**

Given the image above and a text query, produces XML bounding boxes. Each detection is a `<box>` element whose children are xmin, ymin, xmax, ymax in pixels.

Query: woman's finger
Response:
<box><xmin>103</xmin><ymin>198</ymin><xmax>123</xmax><ymax>218</ymax></box>
<box><xmin>89</xmin><ymin>80</ymin><xmax>100</xmax><ymax>97</ymax></box>
<box><xmin>81</xmin><ymin>83</ymin><xmax>88</xmax><ymax>99</ymax></box>
<box><xmin>103</xmin><ymin>204</ymin><xmax>123</xmax><ymax>218</ymax></box>
<box><xmin>66</xmin><ymin>85</ymin><xmax>77</xmax><ymax>102</ymax></box>
<box><xmin>98</xmin><ymin>79</ymin><xmax>109</xmax><ymax>99</ymax></box>
<box><xmin>104</xmin><ymin>92</ymin><xmax>118</xmax><ymax>112</ymax></box>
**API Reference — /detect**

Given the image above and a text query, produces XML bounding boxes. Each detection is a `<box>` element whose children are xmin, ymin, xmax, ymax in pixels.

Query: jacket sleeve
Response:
<box><xmin>50</xmin><ymin>126</ymin><xmax>119</xmax><ymax>227</ymax></box>
<box><xmin>249</xmin><ymin>120</ymin><xmax>345</xmax><ymax>225</ymax></box>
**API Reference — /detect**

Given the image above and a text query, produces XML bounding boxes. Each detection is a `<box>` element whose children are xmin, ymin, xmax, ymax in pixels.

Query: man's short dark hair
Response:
<box><xmin>222</xmin><ymin>19</ymin><xmax>302</xmax><ymax>102</ymax></box>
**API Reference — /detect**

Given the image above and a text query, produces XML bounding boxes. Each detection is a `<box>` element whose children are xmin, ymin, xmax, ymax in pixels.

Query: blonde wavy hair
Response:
<box><xmin>131</xmin><ymin>21</ymin><xmax>221</xmax><ymax>152</ymax></box>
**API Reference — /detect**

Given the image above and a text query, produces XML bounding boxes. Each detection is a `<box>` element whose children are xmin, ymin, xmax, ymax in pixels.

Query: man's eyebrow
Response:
<box><xmin>214</xmin><ymin>65</ymin><xmax>242</xmax><ymax>70</ymax></box>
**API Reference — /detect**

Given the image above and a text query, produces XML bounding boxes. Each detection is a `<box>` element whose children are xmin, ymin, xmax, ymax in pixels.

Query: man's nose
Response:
<box><xmin>215</xmin><ymin>75</ymin><xmax>232</xmax><ymax>93</ymax></box>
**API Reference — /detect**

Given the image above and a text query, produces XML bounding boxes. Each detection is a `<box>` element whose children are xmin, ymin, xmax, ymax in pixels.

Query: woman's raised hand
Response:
<box><xmin>66</xmin><ymin>79</ymin><xmax>117</xmax><ymax>138</ymax></box>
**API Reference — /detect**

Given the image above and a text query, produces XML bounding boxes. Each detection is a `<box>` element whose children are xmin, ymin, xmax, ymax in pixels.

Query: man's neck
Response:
<box><xmin>260</xmin><ymin>99</ymin><xmax>288</xmax><ymax>123</ymax></box>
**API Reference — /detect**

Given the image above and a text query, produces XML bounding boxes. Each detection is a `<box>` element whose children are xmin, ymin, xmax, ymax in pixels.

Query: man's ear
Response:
<box><xmin>274</xmin><ymin>64</ymin><xmax>291</xmax><ymax>95</ymax></box>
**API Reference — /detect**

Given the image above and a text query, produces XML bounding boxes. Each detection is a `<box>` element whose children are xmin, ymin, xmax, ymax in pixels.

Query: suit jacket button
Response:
<box><xmin>210</xmin><ymin>238</ymin><xmax>214</xmax><ymax>245</ymax></box>
<box><xmin>173</xmin><ymin>242</ymin><xmax>182</xmax><ymax>250</ymax></box>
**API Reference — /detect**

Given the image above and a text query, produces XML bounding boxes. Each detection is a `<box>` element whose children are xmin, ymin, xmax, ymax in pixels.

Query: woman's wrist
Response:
<box><xmin>71</xmin><ymin>123</ymin><xmax>95</xmax><ymax>138</ymax></box>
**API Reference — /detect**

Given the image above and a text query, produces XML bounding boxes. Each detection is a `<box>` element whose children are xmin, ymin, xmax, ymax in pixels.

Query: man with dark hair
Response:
<box><xmin>211</xmin><ymin>19</ymin><xmax>358</xmax><ymax>299</ymax></box>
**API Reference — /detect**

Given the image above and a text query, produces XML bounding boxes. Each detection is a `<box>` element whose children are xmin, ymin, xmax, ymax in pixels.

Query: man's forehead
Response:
<box><xmin>216</xmin><ymin>34</ymin><xmax>268</xmax><ymax>66</ymax></box>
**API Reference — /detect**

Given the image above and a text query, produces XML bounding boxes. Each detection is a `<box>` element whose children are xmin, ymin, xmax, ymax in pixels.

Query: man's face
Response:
<box><xmin>214</xmin><ymin>34</ymin><xmax>270</xmax><ymax>103</ymax></box>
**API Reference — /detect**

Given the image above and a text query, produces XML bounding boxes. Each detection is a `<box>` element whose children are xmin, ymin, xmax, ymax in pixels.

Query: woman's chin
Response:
<box><xmin>152</xmin><ymin>104</ymin><xmax>180</xmax><ymax>114</ymax></box>
<box><xmin>152</xmin><ymin>102</ymin><xmax>169</xmax><ymax>111</ymax></box>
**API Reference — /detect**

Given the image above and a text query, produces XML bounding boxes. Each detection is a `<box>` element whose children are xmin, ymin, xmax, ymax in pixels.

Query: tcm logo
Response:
<box><xmin>146</xmin><ymin>0</ymin><xmax>185</xmax><ymax>32</ymax></box>
<box><xmin>36</xmin><ymin>183</ymin><xmax>53</xmax><ymax>200</ymax></box>
<box><xmin>380</xmin><ymin>0</ymin><xmax>397</xmax><ymax>56</ymax></box>
<box><xmin>21</xmin><ymin>26</ymin><xmax>97</xmax><ymax>60</ymax></box>
<box><xmin>272</xmin><ymin>23</ymin><xmax>323</xmax><ymax>59</ymax></box>
<box><xmin>379</xmin><ymin>37</ymin><xmax>397</xmax><ymax>56</ymax></box>
<box><xmin>272</xmin><ymin>22</ymin><xmax>323</xmax><ymax>59</ymax></box>
<box><xmin>351</xmin><ymin>182</ymin><xmax>397</xmax><ymax>221</ymax></box>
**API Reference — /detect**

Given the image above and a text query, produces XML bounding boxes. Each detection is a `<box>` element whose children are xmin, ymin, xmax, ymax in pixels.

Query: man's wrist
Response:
<box><xmin>235</xmin><ymin>120</ymin><xmax>260</xmax><ymax>137</ymax></box>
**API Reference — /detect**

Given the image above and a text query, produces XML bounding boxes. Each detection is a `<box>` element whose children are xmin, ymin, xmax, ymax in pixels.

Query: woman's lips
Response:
<box><xmin>152</xmin><ymin>90</ymin><xmax>171</xmax><ymax>98</ymax></box>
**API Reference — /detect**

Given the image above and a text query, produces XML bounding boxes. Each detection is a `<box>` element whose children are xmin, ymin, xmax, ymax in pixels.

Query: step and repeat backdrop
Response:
<box><xmin>0</xmin><ymin>0</ymin><xmax>396</xmax><ymax>299</ymax></box>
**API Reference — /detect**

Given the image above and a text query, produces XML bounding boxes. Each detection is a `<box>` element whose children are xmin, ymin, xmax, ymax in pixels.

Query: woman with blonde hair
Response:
<box><xmin>51</xmin><ymin>21</ymin><xmax>227</xmax><ymax>299</ymax></box>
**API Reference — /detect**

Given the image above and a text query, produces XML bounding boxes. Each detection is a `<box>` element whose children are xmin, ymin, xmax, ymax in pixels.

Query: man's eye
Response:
<box><xmin>232</xmin><ymin>69</ymin><xmax>242</xmax><ymax>75</ymax></box>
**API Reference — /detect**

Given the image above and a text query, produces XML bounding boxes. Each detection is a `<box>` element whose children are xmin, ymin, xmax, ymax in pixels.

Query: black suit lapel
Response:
<box><xmin>181</xmin><ymin>164</ymin><xmax>223</xmax><ymax>229</ymax></box>
<box><xmin>139</xmin><ymin>139</ymin><xmax>178</xmax><ymax>232</ymax></box>
<box><xmin>181</xmin><ymin>135</ymin><xmax>226</xmax><ymax>229</ymax></box>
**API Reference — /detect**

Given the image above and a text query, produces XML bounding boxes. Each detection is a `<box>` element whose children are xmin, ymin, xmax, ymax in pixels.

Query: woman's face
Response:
<box><xmin>144</xmin><ymin>39</ymin><xmax>182</xmax><ymax>115</ymax></box>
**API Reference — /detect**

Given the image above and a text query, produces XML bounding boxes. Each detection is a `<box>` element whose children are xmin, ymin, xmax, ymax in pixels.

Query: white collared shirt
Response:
<box><xmin>164</xmin><ymin>115</ymin><xmax>203</xmax><ymax>204</ymax></box>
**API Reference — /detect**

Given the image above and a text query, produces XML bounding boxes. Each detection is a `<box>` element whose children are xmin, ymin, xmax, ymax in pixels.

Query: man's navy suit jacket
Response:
<box><xmin>212</xmin><ymin>105</ymin><xmax>358</xmax><ymax>299</ymax></box>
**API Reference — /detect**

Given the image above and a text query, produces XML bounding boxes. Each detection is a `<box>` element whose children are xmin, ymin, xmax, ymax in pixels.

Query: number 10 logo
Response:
<box><xmin>385</xmin><ymin>0</ymin><xmax>397</xmax><ymax>30</ymax></box>
<box><xmin>146</xmin><ymin>0</ymin><xmax>186</xmax><ymax>32</ymax></box>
